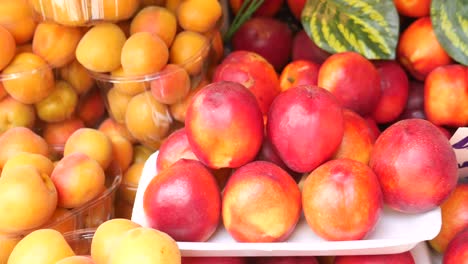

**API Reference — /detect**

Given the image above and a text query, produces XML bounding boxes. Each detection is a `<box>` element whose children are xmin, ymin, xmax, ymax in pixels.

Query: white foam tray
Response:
<box><xmin>132</xmin><ymin>151</ymin><xmax>441</xmax><ymax>258</ymax></box>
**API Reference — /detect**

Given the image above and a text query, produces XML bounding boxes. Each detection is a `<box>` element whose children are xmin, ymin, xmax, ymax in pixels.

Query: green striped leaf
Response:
<box><xmin>431</xmin><ymin>0</ymin><xmax>468</xmax><ymax>66</ymax></box>
<box><xmin>301</xmin><ymin>0</ymin><xmax>399</xmax><ymax>60</ymax></box>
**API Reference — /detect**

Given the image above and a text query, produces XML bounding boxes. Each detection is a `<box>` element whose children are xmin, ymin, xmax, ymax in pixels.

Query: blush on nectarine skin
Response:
<box><xmin>369</xmin><ymin>119</ymin><xmax>458</xmax><ymax>214</ymax></box>
<box><xmin>185</xmin><ymin>81</ymin><xmax>264</xmax><ymax>169</ymax></box>
<box><xmin>143</xmin><ymin>159</ymin><xmax>221</xmax><ymax>242</ymax></box>
<box><xmin>302</xmin><ymin>159</ymin><xmax>383</xmax><ymax>241</ymax></box>
<box><xmin>156</xmin><ymin>128</ymin><xmax>198</xmax><ymax>172</ymax></box>
<box><xmin>222</xmin><ymin>161</ymin><xmax>301</xmax><ymax>242</ymax></box>
<box><xmin>267</xmin><ymin>85</ymin><xmax>344</xmax><ymax>173</ymax></box>
<box><xmin>443</xmin><ymin>228</ymin><xmax>468</xmax><ymax>264</ymax></box>
<box><xmin>334</xmin><ymin>251</ymin><xmax>415</xmax><ymax>264</ymax></box>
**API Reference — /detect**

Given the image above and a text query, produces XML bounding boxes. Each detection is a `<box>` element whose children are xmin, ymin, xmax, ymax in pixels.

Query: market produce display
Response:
<box><xmin>0</xmin><ymin>0</ymin><xmax>466</xmax><ymax>263</ymax></box>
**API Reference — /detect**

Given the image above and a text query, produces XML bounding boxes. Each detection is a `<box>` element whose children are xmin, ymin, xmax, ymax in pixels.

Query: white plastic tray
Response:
<box><xmin>132</xmin><ymin>151</ymin><xmax>442</xmax><ymax>257</ymax></box>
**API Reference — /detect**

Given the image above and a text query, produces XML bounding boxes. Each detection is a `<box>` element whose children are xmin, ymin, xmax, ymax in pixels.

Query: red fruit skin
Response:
<box><xmin>364</xmin><ymin>117</ymin><xmax>381</xmax><ymax>142</ymax></box>
<box><xmin>424</xmin><ymin>64</ymin><xmax>468</xmax><ymax>127</ymax></box>
<box><xmin>156</xmin><ymin>128</ymin><xmax>199</xmax><ymax>172</ymax></box>
<box><xmin>143</xmin><ymin>159</ymin><xmax>221</xmax><ymax>242</ymax></box>
<box><xmin>267</xmin><ymin>85</ymin><xmax>344</xmax><ymax>173</ymax></box>
<box><xmin>292</xmin><ymin>30</ymin><xmax>331</xmax><ymax>65</ymax></box>
<box><xmin>185</xmin><ymin>81</ymin><xmax>264</xmax><ymax>169</ymax></box>
<box><xmin>371</xmin><ymin>60</ymin><xmax>409</xmax><ymax>124</ymax></box>
<box><xmin>369</xmin><ymin>119</ymin><xmax>458</xmax><ymax>213</ymax></box>
<box><xmin>443</xmin><ymin>228</ymin><xmax>468</xmax><ymax>264</ymax></box>
<box><xmin>232</xmin><ymin>17</ymin><xmax>293</xmax><ymax>71</ymax></box>
<box><xmin>213</xmin><ymin>51</ymin><xmax>281</xmax><ymax>115</ymax></box>
<box><xmin>302</xmin><ymin>159</ymin><xmax>383</xmax><ymax>241</ymax></box>
<box><xmin>334</xmin><ymin>251</ymin><xmax>415</xmax><ymax>264</ymax></box>
<box><xmin>182</xmin><ymin>256</ymin><xmax>247</xmax><ymax>264</ymax></box>
<box><xmin>230</xmin><ymin>0</ymin><xmax>284</xmax><ymax>17</ymax></box>
<box><xmin>287</xmin><ymin>0</ymin><xmax>307</xmax><ymax>20</ymax></box>
<box><xmin>429</xmin><ymin>184</ymin><xmax>468</xmax><ymax>253</ymax></box>
<box><xmin>398</xmin><ymin>80</ymin><xmax>426</xmax><ymax>120</ymax></box>
<box><xmin>394</xmin><ymin>0</ymin><xmax>431</xmax><ymax>18</ymax></box>
<box><xmin>397</xmin><ymin>17</ymin><xmax>453</xmax><ymax>81</ymax></box>
<box><xmin>279</xmin><ymin>60</ymin><xmax>320</xmax><ymax>92</ymax></box>
<box><xmin>318</xmin><ymin>51</ymin><xmax>381</xmax><ymax>116</ymax></box>
<box><xmin>254</xmin><ymin>256</ymin><xmax>319</xmax><ymax>264</ymax></box>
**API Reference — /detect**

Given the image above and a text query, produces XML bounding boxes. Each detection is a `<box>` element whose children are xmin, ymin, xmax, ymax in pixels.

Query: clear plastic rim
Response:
<box><xmin>0</xmin><ymin>62</ymin><xmax>53</xmax><ymax>81</ymax></box>
<box><xmin>64</xmin><ymin>228</ymin><xmax>96</xmax><ymax>242</ymax></box>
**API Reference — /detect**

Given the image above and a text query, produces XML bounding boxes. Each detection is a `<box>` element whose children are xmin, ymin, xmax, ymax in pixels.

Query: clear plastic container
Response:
<box><xmin>64</xmin><ymin>228</ymin><xmax>96</xmax><ymax>256</ymax></box>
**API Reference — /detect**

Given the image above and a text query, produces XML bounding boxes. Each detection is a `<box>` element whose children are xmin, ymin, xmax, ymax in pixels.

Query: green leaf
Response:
<box><xmin>431</xmin><ymin>0</ymin><xmax>468</xmax><ymax>66</ymax></box>
<box><xmin>301</xmin><ymin>0</ymin><xmax>399</xmax><ymax>60</ymax></box>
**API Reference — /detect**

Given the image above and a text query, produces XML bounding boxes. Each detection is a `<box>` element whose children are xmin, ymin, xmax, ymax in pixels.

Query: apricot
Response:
<box><xmin>35</xmin><ymin>80</ymin><xmax>79</xmax><ymax>123</ymax></box>
<box><xmin>109</xmin><ymin>135</ymin><xmax>133</xmax><ymax>173</ymax></box>
<box><xmin>141</xmin><ymin>0</ymin><xmax>166</xmax><ymax>6</ymax></box>
<box><xmin>110</xmin><ymin>67</ymin><xmax>147</xmax><ymax>96</ymax></box>
<box><xmin>76</xmin><ymin>88</ymin><xmax>106</xmax><ymax>127</ymax></box>
<box><xmin>130</xmin><ymin>6</ymin><xmax>177</xmax><ymax>47</ymax></box>
<box><xmin>0</xmin><ymin>96</ymin><xmax>36</xmax><ymax>134</ymax></box>
<box><xmin>32</xmin><ymin>22</ymin><xmax>83</xmax><ymax>68</ymax></box>
<box><xmin>177</xmin><ymin>0</ymin><xmax>222</xmax><ymax>33</ymax></box>
<box><xmin>42</xmin><ymin>118</ymin><xmax>84</xmax><ymax>154</ymax></box>
<box><xmin>15</xmin><ymin>44</ymin><xmax>32</xmax><ymax>55</ymax></box>
<box><xmin>60</xmin><ymin>60</ymin><xmax>95</xmax><ymax>95</ymax></box>
<box><xmin>169</xmin><ymin>77</ymin><xmax>208</xmax><ymax>122</ymax></box>
<box><xmin>166</xmin><ymin>0</ymin><xmax>182</xmax><ymax>13</ymax></box>
<box><xmin>0</xmin><ymin>165</ymin><xmax>57</xmax><ymax>234</ymax></box>
<box><xmin>0</xmin><ymin>234</ymin><xmax>21</xmax><ymax>264</ymax></box>
<box><xmin>2</xmin><ymin>52</ymin><xmax>55</xmax><ymax>105</ymax></box>
<box><xmin>0</xmin><ymin>0</ymin><xmax>36</xmax><ymax>44</ymax></box>
<box><xmin>150</xmin><ymin>64</ymin><xmax>191</xmax><ymax>104</ymax></box>
<box><xmin>0</xmin><ymin>127</ymin><xmax>49</xmax><ymax>169</ymax></box>
<box><xmin>29</xmin><ymin>0</ymin><xmax>88</xmax><ymax>26</ymax></box>
<box><xmin>106</xmin><ymin>87</ymin><xmax>132</xmax><ymax>124</ymax></box>
<box><xmin>98</xmin><ymin>118</ymin><xmax>136</xmax><ymax>144</ymax></box>
<box><xmin>56</xmin><ymin>256</ymin><xmax>96</xmax><ymax>264</ymax></box>
<box><xmin>101</xmin><ymin>0</ymin><xmax>140</xmax><ymax>21</ymax></box>
<box><xmin>125</xmin><ymin>91</ymin><xmax>172</xmax><ymax>143</ymax></box>
<box><xmin>108</xmin><ymin>227</ymin><xmax>181</xmax><ymax>264</ymax></box>
<box><xmin>132</xmin><ymin>144</ymin><xmax>155</xmax><ymax>163</ymax></box>
<box><xmin>64</xmin><ymin>128</ymin><xmax>113</xmax><ymax>170</ymax></box>
<box><xmin>42</xmin><ymin>207</ymin><xmax>77</xmax><ymax>234</ymax></box>
<box><xmin>1</xmin><ymin>152</ymin><xmax>54</xmax><ymax>179</ymax></box>
<box><xmin>121</xmin><ymin>32</ymin><xmax>169</xmax><ymax>76</ymax></box>
<box><xmin>119</xmin><ymin>162</ymin><xmax>144</xmax><ymax>204</ymax></box>
<box><xmin>76</xmin><ymin>23</ymin><xmax>127</xmax><ymax>73</ymax></box>
<box><xmin>90</xmin><ymin>218</ymin><xmax>141</xmax><ymax>264</ymax></box>
<box><xmin>51</xmin><ymin>152</ymin><xmax>106</xmax><ymax>208</ymax></box>
<box><xmin>0</xmin><ymin>83</ymin><xmax>7</xmax><ymax>101</ymax></box>
<box><xmin>0</xmin><ymin>25</ymin><xmax>16</xmax><ymax>71</ymax></box>
<box><xmin>8</xmin><ymin>229</ymin><xmax>75</xmax><ymax>264</ymax></box>
<box><xmin>170</xmin><ymin>31</ymin><xmax>210</xmax><ymax>75</ymax></box>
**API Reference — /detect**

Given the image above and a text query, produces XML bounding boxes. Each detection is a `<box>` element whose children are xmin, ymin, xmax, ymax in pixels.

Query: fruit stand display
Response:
<box><xmin>0</xmin><ymin>0</ymin><xmax>466</xmax><ymax>263</ymax></box>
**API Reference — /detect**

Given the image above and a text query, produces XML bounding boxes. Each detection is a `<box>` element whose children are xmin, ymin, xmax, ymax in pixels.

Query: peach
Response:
<box><xmin>56</xmin><ymin>256</ymin><xmax>96</xmax><ymax>264</ymax></box>
<box><xmin>76</xmin><ymin>23</ymin><xmax>127</xmax><ymax>73</ymax></box>
<box><xmin>443</xmin><ymin>228</ymin><xmax>468</xmax><ymax>264</ymax></box>
<box><xmin>267</xmin><ymin>85</ymin><xmax>344</xmax><ymax>173</ymax></box>
<box><xmin>101</xmin><ymin>0</ymin><xmax>140</xmax><ymax>21</ymax></box>
<box><xmin>0</xmin><ymin>0</ymin><xmax>36</xmax><ymax>44</ymax></box>
<box><xmin>0</xmin><ymin>25</ymin><xmax>16</xmax><ymax>71</ymax></box>
<box><xmin>118</xmin><ymin>162</ymin><xmax>144</xmax><ymax>204</ymax></box>
<box><xmin>91</xmin><ymin>218</ymin><xmax>141</xmax><ymax>264</ymax></box>
<box><xmin>170</xmin><ymin>30</ymin><xmax>210</xmax><ymax>75</ymax></box>
<box><xmin>150</xmin><ymin>64</ymin><xmax>191</xmax><ymax>104</ymax></box>
<box><xmin>130</xmin><ymin>6</ymin><xmax>177</xmax><ymax>47</ymax></box>
<box><xmin>1</xmin><ymin>152</ymin><xmax>54</xmax><ymax>178</ymax></box>
<box><xmin>144</xmin><ymin>159</ymin><xmax>220</xmax><ymax>242</ymax></box>
<box><xmin>125</xmin><ymin>91</ymin><xmax>172</xmax><ymax>144</ymax></box>
<box><xmin>182</xmin><ymin>257</ymin><xmax>247</xmax><ymax>264</ymax></box>
<box><xmin>60</xmin><ymin>60</ymin><xmax>95</xmax><ymax>95</ymax></box>
<box><xmin>222</xmin><ymin>161</ymin><xmax>301</xmax><ymax>242</ymax></box>
<box><xmin>35</xmin><ymin>80</ymin><xmax>79</xmax><ymax>123</ymax></box>
<box><xmin>98</xmin><ymin>118</ymin><xmax>136</xmax><ymax>144</ymax></box>
<box><xmin>0</xmin><ymin>126</ymin><xmax>49</xmax><ymax>169</ymax></box>
<box><xmin>108</xmin><ymin>227</ymin><xmax>181</xmax><ymax>264</ymax></box>
<box><xmin>106</xmin><ymin>86</ymin><xmax>133</xmax><ymax>123</ymax></box>
<box><xmin>332</xmin><ymin>109</ymin><xmax>374</xmax><ymax>164</ymax></box>
<box><xmin>121</xmin><ymin>32</ymin><xmax>169</xmax><ymax>76</ymax></box>
<box><xmin>32</xmin><ymin>22</ymin><xmax>83</xmax><ymax>68</ymax></box>
<box><xmin>185</xmin><ymin>81</ymin><xmax>264</xmax><ymax>169</ymax></box>
<box><xmin>0</xmin><ymin>165</ymin><xmax>57</xmax><ymax>234</ymax></box>
<box><xmin>2</xmin><ymin>52</ymin><xmax>55</xmax><ymax>105</ymax></box>
<box><xmin>132</xmin><ymin>144</ymin><xmax>155</xmax><ymax>163</ymax></box>
<box><xmin>156</xmin><ymin>128</ymin><xmax>198</xmax><ymax>172</ymax></box>
<box><xmin>371</xmin><ymin>60</ymin><xmax>409</xmax><ymax>124</ymax></box>
<box><xmin>318</xmin><ymin>51</ymin><xmax>381</xmax><ymax>116</ymax></box>
<box><xmin>334</xmin><ymin>251</ymin><xmax>415</xmax><ymax>263</ymax></box>
<box><xmin>303</xmin><ymin>159</ymin><xmax>383</xmax><ymax>241</ymax></box>
<box><xmin>169</xmin><ymin>77</ymin><xmax>209</xmax><ymax>123</ymax></box>
<box><xmin>177</xmin><ymin>0</ymin><xmax>222</xmax><ymax>33</ymax></box>
<box><xmin>8</xmin><ymin>229</ymin><xmax>75</xmax><ymax>264</ymax></box>
<box><xmin>424</xmin><ymin>64</ymin><xmax>468</xmax><ymax>127</ymax></box>
<box><xmin>279</xmin><ymin>60</ymin><xmax>320</xmax><ymax>92</ymax></box>
<box><xmin>429</xmin><ymin>184</ymin><xmax>468</xmax><ymax>253</ymax></box>
<box><xmin>109</xmin><ymin>135</ymin><xmax>133</xmax><ymax>173</ymax></box>
<box><xmin>213</xmin><ymin>50</ymin><xmax>281</xmax><ymax>115</ymax></box>
<box><xmin>369</xmin><ymin>119</ymin><xmax>458</xmax><ymax>213</ymax></box>
<box><xmin>42</xmin><ymin>118</ymin><xmax>85</xmax><ymax>154</ymax></box>
<box><xmin>0</xmin><ymin>96</ymin><xmax>36</xmax><ymax>134</ymax></box>
<box><xmin>51</xmin><ymin>152</ymin><xmax>106</xmax><ymax>208</ymax></box>
<box><xmin>397</xmin><ymin>17</ymin><xmax>453</xmax><ymax>81</ymax></box>
<box><xmin>42</xmin><ymin>207</ymin><xmax>77</xmax><ymax>234</ymax></box>
<box><xmin>76</xmin><ymin>88</ymin><xmax>106</xmax><ymax>127</ymax></box>
<box><xmin>64</xmin><ymin>128</ymin><xmax>113</xmax><ymax>170</ymax></box>
<box><xmin>254</xmin><ymin>256</ymin><xmax>319</xmax><ymax>264</ymax></box>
